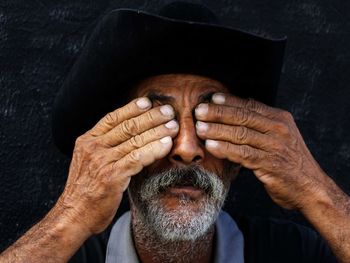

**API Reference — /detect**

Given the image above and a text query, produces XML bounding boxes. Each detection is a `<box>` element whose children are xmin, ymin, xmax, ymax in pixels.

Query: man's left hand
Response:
<box><xmin>195</xmin><ymin>92</ymin><xmax>329</xmax><ymax>210</ymax></box>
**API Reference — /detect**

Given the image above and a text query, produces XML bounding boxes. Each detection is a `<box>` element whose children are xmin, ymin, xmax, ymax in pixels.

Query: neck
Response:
<box><xmin>130</xmin><ymin>207</ymin><xmax>215</xmax><ymax>263</ymax></box>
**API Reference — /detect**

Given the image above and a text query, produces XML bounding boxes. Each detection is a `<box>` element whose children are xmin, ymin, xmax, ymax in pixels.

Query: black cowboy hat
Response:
<box><xmin>52</xmin><ymin>1</ymin><xmax>286</xmax><ymax>156</ymax></box>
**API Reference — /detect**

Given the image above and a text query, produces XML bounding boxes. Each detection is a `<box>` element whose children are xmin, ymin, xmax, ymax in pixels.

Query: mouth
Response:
<box><xmin>141</xmin><ymin>167</ymin><xmax>214</xmax><ymax>202</ymax></box>
<box><xmin>161</xmin><ymin>182</ymin><xmax>206</xmax><ymax>200</ymax></box>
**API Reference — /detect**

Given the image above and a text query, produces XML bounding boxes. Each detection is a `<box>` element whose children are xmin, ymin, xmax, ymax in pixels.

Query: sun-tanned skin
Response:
<box><xmin>1</xmin><ymin>74</ymin><xmax>350</xmax><ymax>263</ymax></box>
<box><xmin>128</xmin><ymin>75</ymin><xmax>234</xmax><ymax>263</ymax></box>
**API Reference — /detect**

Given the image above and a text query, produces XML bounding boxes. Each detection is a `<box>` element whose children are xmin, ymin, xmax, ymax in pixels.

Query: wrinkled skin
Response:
<box><xmin>194</xmin><ymin>92</ymin><xmax>330</xmax><ymax>211</ymax></box>
<box><xmin>58</xmin><ymin>96</ymin><xmax>179</xmax><ymax>235</ymax></box>
<box><xmin>1</xmin><ymin>74</ymin><xmax>349</xmax><ymax>263</ymax></box>
<box><xmin>60</xmin><ymin>74</ymin><xmax>329</xmax><ymax>236</ymax></box>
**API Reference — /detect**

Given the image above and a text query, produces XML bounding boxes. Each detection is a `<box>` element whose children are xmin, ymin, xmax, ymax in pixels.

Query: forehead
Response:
<box><xmin>132</xmin><ymin>74</ymin><xmax>229</xmax><ymax>97</ymax></box>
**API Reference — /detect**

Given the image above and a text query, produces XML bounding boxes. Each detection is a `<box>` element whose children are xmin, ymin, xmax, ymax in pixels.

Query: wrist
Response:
<box><xmin>0</xmin><ymin>198</ymin><xmax>93</xmax><ymax>263</ymax></box>
<box><xmin>299</xmin><ymin>174</ymin><xmax>341</xmax><ymax>218</ymax></box>
<box><xmin>300</xmin><ymin>187</ymin><xmax>331</xmax><ymax>216</ymax></box>
<box><xmin>49</xmin><ymin>197</ymin><xmax>93</xmax><ymax>245</ymax></box>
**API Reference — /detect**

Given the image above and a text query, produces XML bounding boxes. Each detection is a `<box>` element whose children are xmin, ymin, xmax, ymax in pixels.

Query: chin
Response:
<box><xmin>128</xmin><ymin>165</ymin><xmax>230</xmax><ymax>241</ymax></box>
<box><xmin>138</xmin><ymin>192</ymin><xmax>222</xmax><ymax>242</ymax></box>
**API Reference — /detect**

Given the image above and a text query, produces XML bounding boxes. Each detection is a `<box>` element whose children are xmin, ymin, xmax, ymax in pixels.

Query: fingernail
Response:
<box><xmin>196</xmin><ymin>121</ymin><xmax>208</xmax><ymax>132</ymax></box>
<box><xmin>160</xmin><ymin>136</ymin><xmax>172</xmax><ymax>144</ymax></box>
<box><xmin>212</xmin><ymin>93</ymin><xmax>226</xmax><ymax>104</ymax></box>
<box><xmin>206</xmin><ymin>139</ymin><xmax>218</xmax><ymax>148</ymax></box>
<box><xmin>160</xmin><ymin>105</ymin><xmax>174</xmax><ymax>117</ymax></box>
<box><xmin>165</xmin><ymin>120</ymin><xmax>178</xmax><ymax>129</ymax></box>
<box><xmin>136</xmin><ymin>97</ymin><xmax>151</xmax><ymax>109</ymax></box>
<box><xmin>195</xmin><ymin>103</ymin><xmax>208</xmax><ymax>116</ymax></box>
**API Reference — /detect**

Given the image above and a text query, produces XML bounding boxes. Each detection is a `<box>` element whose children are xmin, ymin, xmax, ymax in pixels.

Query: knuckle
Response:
<box><xmin>111</xmin><ymin>146</ymin><xmax>125</xmax><ymax>160</ymax></box>
<box><xmin>236</xmin><ymin>108</ymin><xmax>250</xmax><ymax>124</ymax></box>
<box><xmin>213</xmin><ymin>105</ymin><xmax>225</xmax><ymax>119</ymax></box>
<box><xmin>75</xmin><ymin>133</ymin><xmax>95</xmax><ymax>146</ymax></box>
<box><xmin>279</xmin><ymin>110</ymin><xmax>294</xmax><ymax>122</ymax></box>
<box><xmin>121</xmin><ymin>118</ymin><xmax>139</xmax><ymax>137</ymax></box>
<box><xmin>149</xmin><ymin>127</ymin><xmax>158</xmax><ymax>137</ymax></box>
<box><xmin>105</xmin><ymin>112</ymin><xmax>118</xmax><ymax>125</ymax></box>
<box><xmin>215</xmin><ymin>124</ymin><xmax>223</xmax><ymax>138</ymax></box>
<box><xmin>245</xmin><ymin>98</ymin><xmax>259</xmax><ymax>110</ymax></box>
<box><xmin>146</xmin><ymin>110</ymin><xmax>156</xmax><ymax>123</ymax></box>
<box><xmin>245</xmin><ymin>98</ymin><xmax>268</xmax><ymax>114</ymax></box>
<box><xmin>74</xmin><ymin>136</ymin><xmax>99</xmax><ymax>155</ymax></box>
<box><xmin>86</xmin><ymin>141</ymin><xmax>99</xmax><ymax>153</ymax></box>
<box><xmin>224</xmin><ymin>141</ymin><xmax>232</xmax><ymax>153</ymax></box>
<box><xmin>235</xmin><ymin>126</ymin><xmax>248</xmax><ymax>142</ymax></box>
<box><xmin>129</xmin><ymin>150</ymin><xmax>140</xmax><ymax>163</ymax></box>
<box><xmin>274</xmin><ymin>122</ymin><xmax>290</xmax><ymax>135</ymax></box>
<box><xmin>129</xmin><ymin>134</ymin><xmax>144</xmax><ymax>148</ymax></box>
<box><xmin>240</xmin><ymin>145</ymin><xmax>252</xmax><ymax>160</ymax></box>
<box><xmin>271</xmin><ymin>141</ymin><xmax>285</xmax><ymax>152</ymax></box>
<box><xmin>74</xmin><ymin>135</ymin><xmax>85</xmax><ymax>146</ymax></box>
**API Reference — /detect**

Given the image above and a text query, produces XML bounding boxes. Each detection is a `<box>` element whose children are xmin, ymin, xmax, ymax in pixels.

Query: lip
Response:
<box><xmin>167</xmin><ymin>186</ymin><xmax>204</xmax><ymax>198</ymax></box>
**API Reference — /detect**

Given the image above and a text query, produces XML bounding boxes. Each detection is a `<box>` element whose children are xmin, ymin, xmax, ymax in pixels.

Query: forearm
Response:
<box><xmin>301</xmin><ymin>174</ymin><xmax>350</xmax><ymax>263</ymax></box>
<box><xmin>0</xmin><ymin>202</ymin><xmax>91</xmax><ymax>263</ymax></box>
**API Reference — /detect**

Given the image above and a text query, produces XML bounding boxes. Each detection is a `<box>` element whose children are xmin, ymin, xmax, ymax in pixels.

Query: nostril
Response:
<box><xmin>193</xmin><ymin>155</ymin><xmax>201</xmax><ymax>162</ymax></box>
<box><xmin>173</xmin><ymin>155</ymin><xmax>182</xmax><ymax>162</ymax></box>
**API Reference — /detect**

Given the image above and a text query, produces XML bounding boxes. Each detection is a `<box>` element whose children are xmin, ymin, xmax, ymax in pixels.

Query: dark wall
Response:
<box><xmin>1</xmin><ymin>0</ymin><xmax>349</xmax><ymax>251</ymax></box>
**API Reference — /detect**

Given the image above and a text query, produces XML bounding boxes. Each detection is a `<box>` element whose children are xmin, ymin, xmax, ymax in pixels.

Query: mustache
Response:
<box><xmin>138</xmin><ymin>166</ymin><xmax>226</xmax><ymax>201</ymax></box>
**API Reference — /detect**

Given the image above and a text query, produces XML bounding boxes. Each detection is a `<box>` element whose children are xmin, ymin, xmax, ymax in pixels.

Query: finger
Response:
<box><xmin>195</xmin><ymin>103</ymin><xmax>280</xmax><ymax>133</ymax></box>
<box><xmin>99</xmin><ymin>104</ymin><xmax>175</xmax><ymax>147</ymax></box>
<box><xmin>113</xmin><ymin>136</ymin><xmax>173</xmax><ymax>178</ymax></box>
<box><xmin>204</xmin><ymin>139</ymin><xmax>266</xmax><ymax>170</ymax></box>
<box><xmin>108</xmin><ymin>120</ymin><xmax>179</xmax><ymax>159</ymax></box>
<box><xmin>196</xmin><ymin>121</ymin><xmax>273</xmax><ymax>150</ymax></box>
<box><xmin>211</xmin><ymin>92</ymin><xmax>280</xmax><ymax>117</ymax></box>
<box><xmin>88</xmin><ymin>97</ymin><xmax>152</xmax><ymax>137</ymax></box>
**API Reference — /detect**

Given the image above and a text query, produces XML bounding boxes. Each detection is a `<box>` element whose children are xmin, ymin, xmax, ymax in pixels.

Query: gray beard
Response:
<box><xmin>128</xmin><ymin>166</ymin><xmax>231</xmax><ymax>242</ymax></box>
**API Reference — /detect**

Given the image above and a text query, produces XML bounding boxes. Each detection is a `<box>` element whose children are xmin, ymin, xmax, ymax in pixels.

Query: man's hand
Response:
<box><xmin>58</xmin><ymin>97</ymin><xmax>179</xmax><ymax>235</ymax></box>
<box><xmin>0</xmin><ymin>98</ymin><xmax>179</xmax><ymax>263</ymax></box>
<box><xmin>194</xmin><ymin>92</ymin><xmax>328</xmax><ymax>210</ymax></box>
<box><xmin>194</xmin><ymin>92</ymin><xmax>350</xmax><ymax>262</ymax></box>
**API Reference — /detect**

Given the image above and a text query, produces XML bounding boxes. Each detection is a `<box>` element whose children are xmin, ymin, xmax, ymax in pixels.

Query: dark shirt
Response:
<box><xmin>69</xmin><ymin>214</ymin><xmax>338</xmax><ymax>263</ymax></box>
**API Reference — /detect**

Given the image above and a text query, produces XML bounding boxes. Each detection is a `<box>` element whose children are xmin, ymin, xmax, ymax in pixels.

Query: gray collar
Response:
<box><xmin>106</xmin><ymin>210</ymin><xmax>244</xmax><ymax>263</ymax></box>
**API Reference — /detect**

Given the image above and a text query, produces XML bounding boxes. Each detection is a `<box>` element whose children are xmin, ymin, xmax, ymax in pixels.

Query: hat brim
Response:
<box><xmin>52</xmin><ymin>9</ymin><xmax>286</xmax><ymax>156</ymax></box>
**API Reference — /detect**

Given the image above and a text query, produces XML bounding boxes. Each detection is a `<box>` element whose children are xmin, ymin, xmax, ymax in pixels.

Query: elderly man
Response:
<box><xmin>1</xmin><ymin>2</ymin><xmax>350</xmax><ymax>263</ymax></box>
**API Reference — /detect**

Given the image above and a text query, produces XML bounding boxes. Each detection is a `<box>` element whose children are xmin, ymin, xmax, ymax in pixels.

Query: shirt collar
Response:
<box><xmin>106</xmin><ymin>210</ymin><xmax>244</xmax><ymax>263</ymax></box>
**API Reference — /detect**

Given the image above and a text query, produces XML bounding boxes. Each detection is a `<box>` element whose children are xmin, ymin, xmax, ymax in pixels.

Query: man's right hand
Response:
<box><xmin>56</xmin><ymin>97</ymin><xmax>179</xmax><ymax>235</ymax></box>
<box><xmin>0</xmin><ymin>98</ymin><xmax>178</xmax><ymax>263</ymax></box>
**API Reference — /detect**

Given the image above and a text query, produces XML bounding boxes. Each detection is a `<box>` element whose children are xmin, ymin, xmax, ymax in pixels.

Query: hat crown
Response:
<box><xmin>158</xmin><ymin>1</ymin><xmax>220</xmax><ymax>24</ymax></box>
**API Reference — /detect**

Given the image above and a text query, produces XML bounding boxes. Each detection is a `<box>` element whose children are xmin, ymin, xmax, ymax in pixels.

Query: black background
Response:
<box><xmin>1</xmin><ymin>0</ymin><xmax>350</xmax><ymax>251</ymax></box>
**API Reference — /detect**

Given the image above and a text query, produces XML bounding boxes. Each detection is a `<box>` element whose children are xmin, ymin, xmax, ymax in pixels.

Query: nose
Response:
<box><xmin>168</xmin><ymin>114</ymin><xmax>205</xmax><ymax>165</ymax></box>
